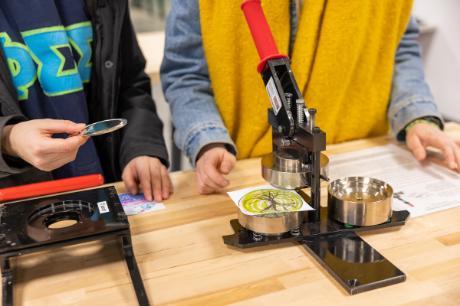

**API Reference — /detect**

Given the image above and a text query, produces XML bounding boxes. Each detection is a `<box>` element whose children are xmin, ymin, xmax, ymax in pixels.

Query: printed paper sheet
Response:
<box><xmin>328</xmin><ymin>144</ymin><xmax>460</xmax><ymax>217</ymax></box>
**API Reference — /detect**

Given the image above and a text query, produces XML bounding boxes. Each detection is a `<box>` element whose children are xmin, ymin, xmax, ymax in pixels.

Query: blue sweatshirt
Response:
<box><xmin>0</xmin><ymin>0</ymin><xmax>102</xmax><ymax>179</ymax></box>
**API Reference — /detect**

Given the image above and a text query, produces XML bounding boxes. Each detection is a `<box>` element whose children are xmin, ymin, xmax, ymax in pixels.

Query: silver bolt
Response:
<box><xmin>308</xmin><ymin>108</ymin><xmax>317</xmax><ymax>131</ymax></box>
<box><xmin>296</xmin><ymin>99</ymin><xmax>305</xmax><ymax>126</ymax></box>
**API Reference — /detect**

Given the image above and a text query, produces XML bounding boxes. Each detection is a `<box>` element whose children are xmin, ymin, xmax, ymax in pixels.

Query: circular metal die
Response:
<box><xmin>81</xmin><ymin>118</ymin><xmax>128</xmax><ymax>137</ymax></box>
<box><xmin>261</xmin><ymin>152</ymin><xmax>329</xmax><ymax>189</ymax></box>
<box><xmin>26</xmin><ymin>200</ymin><xmax>96</xmax><ymax>242</ymax></box>
<box><xmin>328</xmin><ymin>177</ymin><xmax>393</xmax><ymax>226</ymax></box>
<box><xmin>238</xmin><ymin>210</ymin><xmax>303</xmax><ymax>236</ymax></box>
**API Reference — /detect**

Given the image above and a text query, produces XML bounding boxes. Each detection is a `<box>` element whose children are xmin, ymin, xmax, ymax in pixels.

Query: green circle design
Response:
<box><xmin>239</xmin><ymin>189</ymin><xmax>303</xmax><ymax>214</ymax></box>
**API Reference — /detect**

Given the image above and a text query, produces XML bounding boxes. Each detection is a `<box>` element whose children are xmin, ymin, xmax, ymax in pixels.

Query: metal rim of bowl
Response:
<box><xmin>328</xmin><ymin>177</ymin><xmax>393</xmax><ymax>202</ymax></box>
<box><xmin>327</xmin><ymin>177</ymin><xmax>393</xmax><ymax>226</ymax></box>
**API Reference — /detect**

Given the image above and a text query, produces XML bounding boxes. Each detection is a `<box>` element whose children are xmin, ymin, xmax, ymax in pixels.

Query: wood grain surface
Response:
<box><xmin>8</xmin><ymin>123</ymin><xmax>460</xmax><ymax>306</ymax></box>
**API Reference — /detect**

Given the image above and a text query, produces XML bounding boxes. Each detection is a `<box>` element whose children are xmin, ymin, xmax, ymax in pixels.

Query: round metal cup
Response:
<box><xmin>328</xmin><ymin>177</ymin><xmax>393</xmax><ymax>226</ymax></box>
<box><xmin>261</xmin><ymin>152</ymin><xmax>329</xmax><ymax>190</ymax></box>
<box><xmin>81</xmin><ymin>118</ymin><xmax>127</xmax><ymax>137</ymax></box>
<box><xmin>238</xmin><ymin>210</ymin><xmax>303</xmax><ymax>236</ymax></box>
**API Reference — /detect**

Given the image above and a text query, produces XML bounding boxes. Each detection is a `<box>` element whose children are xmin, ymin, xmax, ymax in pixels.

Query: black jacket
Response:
<box><xmin>0</xmin><ymin>0</ymin><xmax>168</xmax><ymax>187</ymax></box>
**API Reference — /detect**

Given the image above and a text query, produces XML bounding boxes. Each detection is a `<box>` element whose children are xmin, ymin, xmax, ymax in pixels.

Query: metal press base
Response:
<box><xmin>223</xmin><ymin>208</ymin><xmax>409</xmax><ymax>295</ymax></box>
<box><xmin>0</xmin><ymin>187</ymin><xmax>150</xmax><ymax>306</ymax></box>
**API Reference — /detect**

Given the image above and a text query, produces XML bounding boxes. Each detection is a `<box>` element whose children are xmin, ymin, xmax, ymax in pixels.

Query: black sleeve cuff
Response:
<box><xmin>0</xmin><ymin>115</ymin><xmax>30</xmax><ymax>176</ymax></box>
<box><xmin>396</xmin><ymin>116</ymin><xmax>444</xmax><ymax>142</ymax></box>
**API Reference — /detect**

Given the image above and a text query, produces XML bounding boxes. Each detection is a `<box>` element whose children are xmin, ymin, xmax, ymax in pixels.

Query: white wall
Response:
<box><xmin>413</xmin><ymin>0</ymin><xmax>460</xmax><ymax>121</ymax></box>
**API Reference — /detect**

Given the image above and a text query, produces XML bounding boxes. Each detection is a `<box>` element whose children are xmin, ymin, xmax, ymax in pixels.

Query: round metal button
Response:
<box><xmin>105</xmin><ymin>60</ymin><xmax>114</xmax><ymax>69</ymax></box>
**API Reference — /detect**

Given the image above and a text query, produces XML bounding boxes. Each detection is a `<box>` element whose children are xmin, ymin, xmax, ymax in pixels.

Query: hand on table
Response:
<box><xmin>406</xmin><ymin>122</ymin><xmax>460</xmax><ymax>172</ymax></box>
<box><xmin>122</xmin><ymin>156</ymin><xmax>173</xmax><ymax>202</ymax></box>
<box><xmin>2</xmin><ymin>119</ymin><xmax>88</xmax><ymax>171</ymax></box>
<box><xmin>195</xmin><ymin>144</ymin><xmax>236</xmax><ymax>194</ymax></box>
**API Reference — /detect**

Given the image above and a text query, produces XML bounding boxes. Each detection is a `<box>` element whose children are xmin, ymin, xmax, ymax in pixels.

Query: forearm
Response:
<box><xmin>160</xmin><ymin>0</ymin><xmax>235</xmax><ymax>166</ymax></box>
<box><xmin>388</xmin><ymin>17</ymin><xmax>443</xmax><ymax>141</ymax></box>
<box><xmin>165</xmin><ymin>77</ymin><xmax>235</xmax><ymax>165</ymax></box>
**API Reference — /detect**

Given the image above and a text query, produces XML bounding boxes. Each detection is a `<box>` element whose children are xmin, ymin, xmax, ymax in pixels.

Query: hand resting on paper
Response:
<box><xmin>122</xmin><ymin>156</ymin><xmax>173</xmax><ymax>202</ymax></box>
<box><xmin>406</xmin><ymin>122</ymin><xmax>460</xmax><ymax>172</ymax></box>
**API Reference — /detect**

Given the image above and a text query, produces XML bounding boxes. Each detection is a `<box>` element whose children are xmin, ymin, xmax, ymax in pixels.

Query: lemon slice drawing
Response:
<box><xmin>239</xmin><ymin>189</ymin><xmax>303</xmax><ymax>215</ymax></box>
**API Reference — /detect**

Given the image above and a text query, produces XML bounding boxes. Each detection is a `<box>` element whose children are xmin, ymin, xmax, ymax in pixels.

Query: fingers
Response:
<box><xmin>424</xmin><ymin>132</ymin><xmax>457</xmax><ymax>169</ymax></box>
<box><xmin>454</xmin><ymin>137</ymin><xmax>460</xmax><ymax>147</ymax></box>
<box><xmin>40</xmin><ymin>135</ymin><xmax>87</xmax><ymax>154</ymax></box>
<box><xmin>149</xmin><ymin>162</ymin><xmax>163</xmax><ymax>202</ymax></box>
<box><xmin>453</xmin><ymin>143</ymin><xmax>460</xmax><ymax>172</ymax></box>
<box><xmin>406</xmin><ymin>132</ymin><xmax>426</xmax><ymax>161</ymax></box>
<box><xmin>195</xmin><ymin>148</ymin><xmax>235</xmax><ymax>194</ymax></box>
<box><xmin>139</xmin><ymin>164</ymin><xmax>153</xmax><ymax>201</ymax></box>
<box><xmin>161</xmin><ymin>166</ymin><xmax>173</xmax><ymax>199</ymax></box>
<box><xmin>196</xmin><ymin>162</ymin><xmax>228</xmax><ymax>193</ymax></box>
<box><xmin>122</xmin><ymin>157</ymin><xmax>173</xmax><ymax>202</ymax></box>
<box><xmin>220</xmin><ymin>153</ymin><xmax>236</xmax><ymax>174</ymax></box>
<box><xmin>42</xmin><ymin>119</ymin><xmax>85</xmax><ymax>134</ymax></box>
<box><xmin>196</xmin><ymin>172</ymin><xmax>216</xmax><ymax>194</ymax></box>
<box><xmin>408</xmin><ymin>125</ymin><xmax>459</xmax><ymax>170</ymax></box>
<box><xmin>441</xmin><ymin>143</ymin><xmax>457</xmax><ymax>169</ymax></box>
<box><xmin>203</xmin><ymin>163</ymin><xmax>229</xmax><ymax>188</ymax></box>
<box><xmin>122</xmin><ymin>166</ymin><xmax>139</xmax><ymax>195</ymax></box>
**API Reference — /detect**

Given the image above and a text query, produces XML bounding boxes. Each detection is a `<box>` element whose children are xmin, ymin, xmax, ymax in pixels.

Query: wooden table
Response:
<box><xmin>10</xmin><ymin>123</ymin><xmax>460</xmax><ymax>305</ymax></box>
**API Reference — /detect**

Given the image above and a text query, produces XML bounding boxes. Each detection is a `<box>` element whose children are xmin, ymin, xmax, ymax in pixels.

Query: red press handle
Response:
<box><xmin>241</xmin><ymin>0</ymin><xmax>287</xmax><ymax>72</ymax></box>
<box><xmin>0</xmin><ymin>174</ymin><xmax>104</xmax><ymax>202</ymax></box>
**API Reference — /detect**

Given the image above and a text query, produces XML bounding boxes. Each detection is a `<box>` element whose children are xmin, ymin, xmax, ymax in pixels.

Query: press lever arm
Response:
<box><xmin>241</xmin><ymin>0</ymin><xmax>309</xmax><ymax>137</ymax></box>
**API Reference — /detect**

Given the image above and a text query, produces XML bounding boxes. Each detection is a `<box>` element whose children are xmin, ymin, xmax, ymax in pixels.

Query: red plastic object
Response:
<box><xmin>241</xmin><ymin>0</ymin><xmax>288</xmax><ymax>72</ymax></box>
<box><xmin>0</xmin><ymin>174</ymin><xmax>105</xmax><ymax>202</ymax></box>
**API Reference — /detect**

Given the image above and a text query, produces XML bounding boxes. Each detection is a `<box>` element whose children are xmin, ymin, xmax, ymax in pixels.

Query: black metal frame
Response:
<box><xmin>0</xmin><ymin>230</ymin><xmax>149</xmax><ymax>306</ymax></box>
<box><xmin>262</xmin><ymin>58</ymin><xmax>326</xmax><ymax>222</ymax></box>
<box><xmin>234</xmin><ymin>55</ymin><xmax>411</xmax><ymax>295</ymax></box>
<box><xmin>0</xmin><ymin>187</ymin><xmax>150</xmax><ymax>306</ymax></box>
<box><xmin>223</xmin><ymin>208</ymin><xmax>409</xmax><ymax>294</ymax></box>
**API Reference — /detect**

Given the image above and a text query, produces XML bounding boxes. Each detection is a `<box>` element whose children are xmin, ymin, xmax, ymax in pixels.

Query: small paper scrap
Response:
<box><xmin>227</xmin><ymin>185</ymin><xmax>314</xmax><ymax>216</ymax></box>
<box><xmin>118</xmin><ymin>193</ymin><xmax>165</xmax><ymax>216</ymax></box>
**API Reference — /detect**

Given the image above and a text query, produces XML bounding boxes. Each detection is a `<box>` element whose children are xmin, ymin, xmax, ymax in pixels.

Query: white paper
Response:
<box><xmin>227</xmin><ymin>185</ymin><xmax>314</xmax><ymax>216</ymax></box>
<box><xmin>329</xmin><ymin>144</ymin><xmax>460</xmax><ymax>217</ymax></box>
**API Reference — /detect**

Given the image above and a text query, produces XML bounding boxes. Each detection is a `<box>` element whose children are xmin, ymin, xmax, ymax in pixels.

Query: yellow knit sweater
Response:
<box><xmin>200</xmin><ymin>0</ymin><xmax>413</xmax><ymax>159</ymax></box>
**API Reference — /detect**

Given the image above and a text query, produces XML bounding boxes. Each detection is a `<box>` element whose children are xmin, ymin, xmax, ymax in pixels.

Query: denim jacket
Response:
<box><xmin>160</xmin><ymin>0</ymin><xmax>443</xmax><ymax>166</ymax></box>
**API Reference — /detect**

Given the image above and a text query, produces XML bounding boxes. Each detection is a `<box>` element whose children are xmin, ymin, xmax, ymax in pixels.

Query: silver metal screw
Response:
<box><xmin>308</xmin><ymin>108</ymin><xmax>317</xmax><ymax>132</ymax></box>
<box><xmin>296</xmin><ymin>99</ymin><xmax>305</xmax><ymax>126</ymax></box>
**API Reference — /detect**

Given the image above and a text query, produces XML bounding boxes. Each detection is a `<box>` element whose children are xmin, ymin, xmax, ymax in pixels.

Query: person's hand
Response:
<box><xmin>2</xmin><ymin>119</ymin><xmax>88</xmax><ymax>171</ymax></box>
<box><xmin>195</xmin><ymin>144</ymin><xmax>236</xmax><ymax>194</ymax></box>
<box><xmin>406</xmin><ymin>122</ymin><xmax>460</xmax><ymax>172</ymax></box>
<box><xmin>122</xmin><ymin>156</ymin><xmax>173</xmax><ymax>202</ymax></box>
